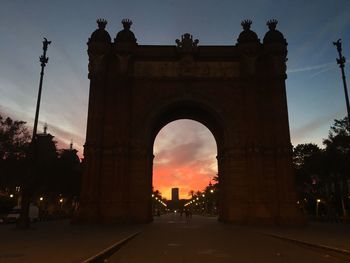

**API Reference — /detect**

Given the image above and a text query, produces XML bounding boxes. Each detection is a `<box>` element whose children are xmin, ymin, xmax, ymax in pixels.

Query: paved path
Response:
<box><xmin>0</xmin><ymin>220</ymin><xmax>142</xmax><ymax>263</ymax></box>
<box><xmin>1</xmin><ymin>215</ymin><xmax>350</xmax><ymax>262</ymax></box>
<box><xmin>254</xmin><ymin>221</ymin><xmax>350</xmax><ymax>253</ymax></box>
<box><xmin>110</xmin><ymin>214</ymin><xmax>350</xmax><ymax>263</ymax></box>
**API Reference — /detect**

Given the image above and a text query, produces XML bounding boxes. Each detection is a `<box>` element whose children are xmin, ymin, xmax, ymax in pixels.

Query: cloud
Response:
<box><xmin>155</xmin><ymin>141</ymin><xmax>205</xmax><ymax>167</ymax></box>
<box><xmin>43</xmin><ymin>122</ymin><xmax>85</xmax><ymax>156</ymax></box>
<box><xmin>153</xmin><ymin>120</ymin><xmax>217</xmax><ymax>199</ymax></box>
<box><xmin>291</xmin><ymin>114</ymin><xmax>338</xmax><ymax>145</ymax></box>
<box><xmin>287</xmin><ymin>62</ymin><xmax>334</xmax><ymax>74</ymax></box>
<box><xmin>309</xmin><ymin>64</ymin><xmax>337</xmax><ymax>79</ymax></box>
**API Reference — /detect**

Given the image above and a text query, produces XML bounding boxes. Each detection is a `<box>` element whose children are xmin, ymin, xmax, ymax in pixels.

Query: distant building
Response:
<box><xmin>35</xmin><ymin>124</ymin><xmax>57</xmax><ymax>162</ymax></box>
<box><xmin>171</xmin><ymin>188</ymin><xmax>179</xmax><ymax>201</ymax></box>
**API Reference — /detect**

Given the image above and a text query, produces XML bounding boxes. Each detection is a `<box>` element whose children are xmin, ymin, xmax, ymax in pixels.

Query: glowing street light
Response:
<box><xmin>10</xmin><ymin>194</ymin><xmax>14</xmax><ymax>198</ymax></box>
<box><xmin>39</xmin><ymin>197</ymin><xmax>44</xmax><ymax>201</ymax></box>
<box><xmin>316</xmin><ymin>199</ymin><xmax>321</xmax><ymax>217</ymax></box>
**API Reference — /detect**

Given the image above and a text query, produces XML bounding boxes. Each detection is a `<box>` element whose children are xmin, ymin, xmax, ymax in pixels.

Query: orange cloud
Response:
<box><xmin>153</xmin><ymin>120</ymin><xmax>217</xmax><ymax>200</ymax></box>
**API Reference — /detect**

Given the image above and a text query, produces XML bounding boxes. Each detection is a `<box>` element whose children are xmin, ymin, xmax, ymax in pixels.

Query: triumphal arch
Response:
<box><xmin>76</xmin><ymin>18</ymin><xmax>302</xmax><ymax>224</ymax></box>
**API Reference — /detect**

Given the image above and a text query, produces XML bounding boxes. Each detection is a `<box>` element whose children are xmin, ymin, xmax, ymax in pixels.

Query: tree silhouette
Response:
<box><xmin>323</xmin><ymin>117</ymin><xmax>350</xmax><ymax>217</ymax></box>
<box><xmin>0</xmin><ymin>115</ymin><xmax>30</xmax><ymax>189</ymax></box>
<box><xmin>0</xmin><ymin>115</ymin><xmax>30</xmax><ymax>160</ymax></box>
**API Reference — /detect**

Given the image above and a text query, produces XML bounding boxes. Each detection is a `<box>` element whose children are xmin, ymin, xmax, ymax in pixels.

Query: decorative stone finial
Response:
<box><xmin>267</xmin><ymin>19</ymin><xmax>278</xmax><ymax>30</ymax></box>
<box><xmin>122</xmin><ymin>19</ymin><xmax>132</xmax><ymax>30</ymax></box>
<box><xmin>176</xmin><ymin>33</ymin><xmax>199</xmax><ymax>48</ymax></box>
<box><xmin>237</xmin><ymin>19</ymin><xmax>259</xmax><ymax>44</ymax></box>
<box><xmin>97</xmin><ymin>18</ymin><xmax>107</xmax><ymax>29</ymax></box>
<box><xmin>241</xmin><ymin>19</ymin><xmax>252</xmax><ymax>31</ymax></box>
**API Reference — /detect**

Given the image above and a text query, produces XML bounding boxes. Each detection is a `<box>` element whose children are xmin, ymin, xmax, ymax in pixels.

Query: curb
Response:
<box><xmin>261</xmin><ymin>232</ymin><xmax>350</xmax><ymax>257</ymax></box>
<box><xmin>82</xmin><ymin>231</ymin><xmax>141</xmax><ymax>263</ymax></box>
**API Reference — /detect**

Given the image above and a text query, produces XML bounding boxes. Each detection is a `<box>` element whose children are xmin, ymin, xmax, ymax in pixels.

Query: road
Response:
<box><xmin>110</xmin><ymin>213</ymin><xmax>349</xmax><ymax>263</ymax></box>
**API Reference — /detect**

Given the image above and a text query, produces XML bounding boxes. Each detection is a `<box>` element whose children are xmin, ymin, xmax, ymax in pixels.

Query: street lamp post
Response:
<box><xmin>33</xmin><ymin>38</ymin><xmax>51</xmax><ymax>139</ymax></box>
<box><xmin>333</xmin><ymin>39</ymin><xmax>350</xmax><ymax>125</ymax></box>
<box><xmin>17</xmin><ymin>38</ymin><xmax>51</xmax><ymax>229</ymax></box>
<box><xmin>333</xmin><ymin>40</ymin><xmax>349</xmax><ymax>219</ymax></box>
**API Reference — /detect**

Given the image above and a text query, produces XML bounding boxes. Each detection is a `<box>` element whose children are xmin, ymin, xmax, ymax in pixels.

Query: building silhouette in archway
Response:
<box><xmin>76</xmin><ymin>18</ymin><xmax>302</xmax><ymax>224</ymax></box>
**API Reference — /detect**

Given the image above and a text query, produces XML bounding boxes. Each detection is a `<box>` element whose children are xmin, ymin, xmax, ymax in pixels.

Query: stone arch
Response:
<box><xmin>76</xmin><ymin>19</ymin><xmax>304</xmax><ymax>225</ymax></box>
<box><xmin>146</xmin><ymin>99</ymin><xmax>226</xmax><ymax>152</ymax></box>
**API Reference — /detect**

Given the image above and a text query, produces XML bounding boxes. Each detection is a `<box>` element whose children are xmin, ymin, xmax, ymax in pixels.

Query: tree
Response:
<box><xmin>0</xmin><ymin>115</ymin><xmax>30</xmax><ymax>160</ymax></box>
<box><xmin>323</xmin><ymin>117</ymin><xmax>350</xmax><ymax>176</ymax></box>
<box><xmin>292</xmin><ymin>143</ymin><xmax>326</xmax><ymax>215</ymax></box>
<box><xmin>293</xmin><ymin>143</ymin><xmax>322</xmax><ymax>169</ymax></box>
<box><xmin>55</xmin><ymin>148</ymin><xmax>81</xmax><ymax>197</ymax></box>
<box><xmin>323</xmin><ymin>117</ymin><xmax>350</xmax><ymax>217</ymax></box>
<box><xmin>0</xmin><ymin>115</ymin><xmax>30</xmax><ymax>189</ymax></box>
<box><xmin>323</xmin><ymin>117</ymin><xmax>350</xmax><ymax>153</ymax></box>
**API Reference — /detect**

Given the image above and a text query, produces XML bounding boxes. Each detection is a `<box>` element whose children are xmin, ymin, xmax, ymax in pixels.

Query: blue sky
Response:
<box><xmin>0</xmin><ymin>1</ymin><xmax>349</xmax><ymax>196</ymax></box>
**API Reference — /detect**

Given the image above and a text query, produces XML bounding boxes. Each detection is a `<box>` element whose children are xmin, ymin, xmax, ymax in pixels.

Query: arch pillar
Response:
<box><xmin>219</xmin><ymin>145</ymin><xmax>303</xmax><ymax>224</ymax></box>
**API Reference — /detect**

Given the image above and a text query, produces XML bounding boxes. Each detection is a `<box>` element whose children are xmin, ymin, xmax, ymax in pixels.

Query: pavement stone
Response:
<box><xmin>0</xmin><ymin>220</ymin><xmax>142</xmax><ymax>263</ymax></box>
<box><xmin>254</xmin><ymin>221</ymin><xmax>350</xmax><ymax>253</ymax></box>
<box><xmin>1</xmin><ymin>215</ymin><xmax>350</xmax><ymax>263</ymax></box>
<box><xmin>110</xmin><ymin>214</ymin><xmax>350</xmax><ymax>263</ymax></box>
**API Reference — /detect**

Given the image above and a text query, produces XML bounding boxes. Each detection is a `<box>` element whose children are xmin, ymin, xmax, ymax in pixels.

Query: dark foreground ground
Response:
<box><xmin>110</xmin><ymin>214</ymin><xmax>350</xmax><ymax>263</ymax></box>
<box><xmin>0</xmin><ymin>214</ymin><xmax>350</xmax><ymax>262</ymax></box>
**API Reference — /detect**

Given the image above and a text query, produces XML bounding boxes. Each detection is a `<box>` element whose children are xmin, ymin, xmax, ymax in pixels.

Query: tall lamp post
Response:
<box><xmin>333</xmin><ymin>39</ymin><xmax>350</xmax><ymax>125</ymax></box>
<box><xmin>33</xmin><ymin>38</ymin><xmax>51</xmax><ymax>139</ymax></box>
<box><xmin>333</xmin><ymin>39</ymin><xmax>349</xmax><ymax>219</ymax></box>
<box><xmin>18</xmin><ymin>38</ymin><xmax>51</xmax><ymax>229</ymax></box>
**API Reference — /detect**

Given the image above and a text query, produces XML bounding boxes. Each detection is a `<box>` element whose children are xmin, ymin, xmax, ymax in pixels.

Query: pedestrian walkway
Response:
<box><xmin>255</xmin><ymin>221</ymin><xmax>350</xmax><ymax>254</ymax></box>
<box><xmin>0</xmin><ymin>220</ymin><xmax>142</xmax><ymax>263</ymax></box>
<box><xmin>1</xmin><ymin>215</ymin><xmax>350</xmax><ymax>262</ymax></box>
<box><xmin>109</xmin><ymin>214</ymin><xmax>350</xmax><ymax>263</ymax></box>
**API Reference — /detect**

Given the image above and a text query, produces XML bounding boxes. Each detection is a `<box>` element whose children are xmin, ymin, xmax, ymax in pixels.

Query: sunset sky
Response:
<box><xmin>1</xmin><ymin>1</ymin><xmax>350</xmax><ymax>199</ymax></box>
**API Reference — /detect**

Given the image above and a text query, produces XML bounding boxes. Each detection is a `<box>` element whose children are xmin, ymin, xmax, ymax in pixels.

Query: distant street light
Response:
<box><xmin>333</xmin><ymin>39</ymin><xmax>350</xmax><ymax>125</ymax></box>
<box><xmin>316</xmin><ymin>199</ymin><xmax>321</xmax><ymax>217</ymax></box>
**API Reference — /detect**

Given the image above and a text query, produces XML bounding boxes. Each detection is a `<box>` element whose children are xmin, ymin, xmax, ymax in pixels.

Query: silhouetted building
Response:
<box><xmin>171</xmin><ymin>188</ymin><xmax>179</xmax><ymax>201</ymax></box>
<box><xmin>35</xmin><ymin>124</ymin><xmax>57</xmax><ymax>163</ymax></box>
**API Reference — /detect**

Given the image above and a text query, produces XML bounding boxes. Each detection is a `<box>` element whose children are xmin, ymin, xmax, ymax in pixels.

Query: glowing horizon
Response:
<box><xmin>153</xmin><ymin>120</ymin><xmax>217</xmax><ymax>200</ymax></box>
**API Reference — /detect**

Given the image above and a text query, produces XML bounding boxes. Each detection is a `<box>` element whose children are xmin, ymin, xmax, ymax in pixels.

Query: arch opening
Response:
<box><xmin>152</xmin><ymin>120</ymin><xmax>219</xmax><ymax>216</ymax></box>
<box><xmin>147</xmin><ymin>101</ymin><xmax>225</xmax><ymax>219</ymax></box>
